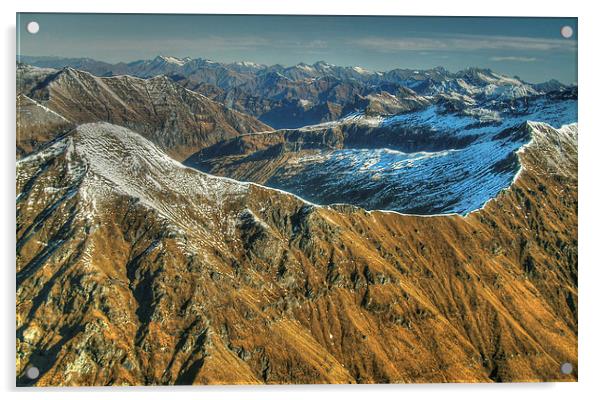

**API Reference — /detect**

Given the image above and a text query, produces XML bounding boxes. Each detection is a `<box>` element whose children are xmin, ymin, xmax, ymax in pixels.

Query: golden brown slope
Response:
<box><xmin>16</xmin><ymin>122</ymin><xmax>576</xmax><ymax>385</ymax></box>
<box><xmin>21</xmin><ymin>67</ymin><xmax>271</xmax><ymax>160</ymax></box>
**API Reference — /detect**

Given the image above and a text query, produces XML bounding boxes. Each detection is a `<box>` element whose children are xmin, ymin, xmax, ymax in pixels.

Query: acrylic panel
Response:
<box><xmin>16</xmin><ymin>13</ymin><xmax>578</xmax><ymax>386</ymax></box>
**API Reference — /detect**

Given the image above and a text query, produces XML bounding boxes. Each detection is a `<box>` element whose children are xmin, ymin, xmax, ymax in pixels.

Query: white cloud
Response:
<box><xmin>351</xmin><ymin>34</ymin><xmax>576</xmax><ymax>53</ymax></box>
<box><xmin>490</xmin><ymin>56</ymin><xmax>537</xmax><ymax>62</ymax></box>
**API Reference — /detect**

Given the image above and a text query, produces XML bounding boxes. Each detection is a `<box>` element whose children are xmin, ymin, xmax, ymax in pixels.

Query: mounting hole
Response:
<box><xmin>560</xmin><ymin>25</ymin><xmax>574</xmax><ymax>39</ymax></box>
<box><xmin>26</xmin><ymin>21</ymin><xmax>40</xmax><ymax>34</ymax></box>
<box><xmin>560</xmin><ymin>362</ymin><xmax>574</xmax><ymax>374</ymax></box>
<box><xmin>25</xmin><ymin>366</ymin><xmax>40</xmax><ymax>379</ymax></box>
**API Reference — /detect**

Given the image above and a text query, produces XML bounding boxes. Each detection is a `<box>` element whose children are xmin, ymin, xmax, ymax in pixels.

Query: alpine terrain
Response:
<box><xmin>16</xmin><ymin>57</ymin><xmax>577</xmax><ymax>386</ymax></box>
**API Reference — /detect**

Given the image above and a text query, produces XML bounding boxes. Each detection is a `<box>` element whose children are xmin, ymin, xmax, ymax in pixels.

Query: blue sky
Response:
<box><xmin>17</xmin><ymin>14</ymin><xmax>577</xmax><ymax>83</ymax></box>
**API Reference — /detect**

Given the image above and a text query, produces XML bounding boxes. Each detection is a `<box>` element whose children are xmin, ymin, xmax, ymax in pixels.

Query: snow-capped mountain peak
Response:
<box><xmin>155</xmin><ymin>55</ymin><xmax>191</xmax><ymax>66</ymax></box>
<box><xmin>18</xmin><ymin>122</ymin><xmax>251</xmax><ymax>231</ymax></box>
<box><xmin>351</xmin><ymin>66</ymin><xmax>371</xmax><ymax>75</ymax></box>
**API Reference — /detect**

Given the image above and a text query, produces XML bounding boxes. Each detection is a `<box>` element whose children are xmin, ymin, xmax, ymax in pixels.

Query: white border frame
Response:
<box><xmin>2</xmin><ymin>1</ymin><xmax>599</xmax><ymax>399</ymax></box>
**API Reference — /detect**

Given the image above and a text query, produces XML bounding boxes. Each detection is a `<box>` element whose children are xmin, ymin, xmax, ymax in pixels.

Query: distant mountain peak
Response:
<box><xmin>351</xmin><ymin>66</ymin><xmax>371</xmax><ymax>74</ymax></box>
<box><xmin>155</xmin><ymin>55</ymin><xmax>191</xmax><ymax>66</ymax></box>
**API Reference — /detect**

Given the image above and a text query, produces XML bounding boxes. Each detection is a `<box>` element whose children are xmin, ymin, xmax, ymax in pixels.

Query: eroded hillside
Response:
<box><xmin>16</xmin><ymin>121</ymin><xmax>577</xmax><ymax>385</ymax></box>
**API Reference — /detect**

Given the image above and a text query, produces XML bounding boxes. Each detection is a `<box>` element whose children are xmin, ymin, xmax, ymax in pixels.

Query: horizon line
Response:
<box><xmin>16</xmin><ymin>54</ymin><xmax>575</xmax><ymax>85</ymax></box>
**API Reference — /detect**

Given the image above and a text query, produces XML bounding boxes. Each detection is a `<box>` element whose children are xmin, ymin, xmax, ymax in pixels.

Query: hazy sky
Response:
<box><xmin>17</xmin><ymin>13</ymin><xmax>578</xmax><ymax>83</ymax></box>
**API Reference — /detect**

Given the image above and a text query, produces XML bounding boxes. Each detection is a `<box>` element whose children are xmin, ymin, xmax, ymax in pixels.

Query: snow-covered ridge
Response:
<box><xmin>16</xmin><ymin>60</ymin><xmax>577</xmax><ymax>219</ymax></box>
<box><xmin>156</xmin><ymin>55</ymin><xmax>191</xmax><ymax>66</ymax></box>
<box><xmin>225</xmin><ymin>120</ymin><xmax>575</xmax><ymax>219</ymax></box>
<box><xmin>234</xmin><ymin>61</ymin><xmax>265</xmax><ymax>68</ymax></box>
<box><xmin>352</xmin><ymin>66</ymin><xmax>371</xmax><ymax>75</ymax></box>
<box><xmin>18</xmin><ymin>122</ymin><xmax>252</xmax><ymax>232</ymax></box>
<box><xmin>268</xmin><ymin>90</ymin><xmax>576</xmax><ymax>137</ymax></box>
<box><xmin>184</xmin><ymin>88</ymin><xmax>575</xmax><ymax>216</ymax></box>
<box><xmin>74</xmin><ymin>123</ymin><xmax>249</xmax><ymax>201</ymax></box>
<box><xmin>527</xmin><ymin>120</ymin><xmax>578</xmax><ymax>141</ymax></box>
<box><xmin>520</xmin><ymin>121</ymin><xmax>578</xmax><ymax>180</ymax></box>
<box><xmin>17</xmin><ymin>94</ymin><xmax>71</xmax><ymax>123</ymax></box>
<box><xmin>16</xmin><ymin>117</ymin><xmax>577</xmax><ymax>226</ymax></box>
<box><xmin>254</xmin><ymin>94</ymin><xmax>577</xmax><ymax>216</ymax></box>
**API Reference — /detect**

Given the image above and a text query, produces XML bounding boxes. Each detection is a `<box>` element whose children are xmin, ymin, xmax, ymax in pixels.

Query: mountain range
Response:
<box><xmin>19</xmin><ymin>55</ymin><xmax>572</xmax><ymax>129</ymax></box>
<box><xmin>16</xmin><ymin>57</ymin><xmax>578</xmax><ymax>385</ymax></box>
<box><xmin>185</xmin><ymin>90</ymin><xmax>575</xmax><ymax>215</ymax></box>
<box><xmin>17</xmin><ymin>63</ymin><xmax>270</xmax><ymax>160</ymax></box>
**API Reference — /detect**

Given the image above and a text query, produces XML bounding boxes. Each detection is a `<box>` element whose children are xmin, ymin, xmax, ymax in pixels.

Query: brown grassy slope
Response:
<box><xmin>16</xmin><ymin>95</ymin><xmax>74</xmax><ymax>158</ymax></box>
<box><xmin>16</xmin><ymin>122</ymin><xmax>576</xmax><ymax>385</ymax></box>
<box><xmin>23</xmin><ymin>68</ymin><xmax>271</xmax><ymax>160</ymax></box>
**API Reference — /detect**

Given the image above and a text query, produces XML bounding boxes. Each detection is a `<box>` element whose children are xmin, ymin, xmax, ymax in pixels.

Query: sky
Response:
<box><xmin>17</xmin><ymin>13</ymin><xmax>578</xmax><ymax>84</ymax></box>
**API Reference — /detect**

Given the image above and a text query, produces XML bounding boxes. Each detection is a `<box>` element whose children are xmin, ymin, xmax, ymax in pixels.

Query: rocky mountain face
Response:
<box><xmin>15</xmin><ymin>59</ymin><xmax>578</xmax><ymax>386</ymax></box>
<box><xmin>20</xmin><ymin>56</ymin><xmax>572</xmax><ymax>129</ymax></box>
<box><xmin>16</xmin><ymin>94</ymin><xmax>74</xmax><ymax>157</ymax></box>
<box><xmin>17</xmin><ymin>65</ymin><xmax>271</xmax><ymax>160</ymax></box>
<box><xmin>173</xmin><ymin>73</ymin><xmax>432</xmax><ymax>129</ymax></box>
<box><xmin>17</xmin><ymin>120</ymin><xmax>577</xmax><ymax>385</ymax></box>
<box><xmin>184</xmin><ymin>89</ymin><xmax>577</xmax><ymax>215</ymax></box>
<box><xmin>17</xmin><ymin>63</ymin><xmax>58</xmax><ymax>95</ymax></box>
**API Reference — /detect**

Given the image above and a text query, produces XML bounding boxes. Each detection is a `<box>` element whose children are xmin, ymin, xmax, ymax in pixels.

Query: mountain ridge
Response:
<box><xmin>17</xmin><ymin>64</ymin><xmax>272</xmax><ymax>160</ymax></box>
<box><xmin>183</xmin><ymin>87</ymin><xmax>576</xmax><ymax>215</ymax></box>
<box><xmin>16</xmin><ymin>120</ymin><xmax>578</xmax><ymax>385</ymax></box>
<box><xmin>18</xmin><ymin>55</ymin><xmax>573</xmax><ymax>86</ymax></box>
<box><xmin>15</xmin><ymin>55</ymin><xmax>578</xmax><ymax>385</ymax></box>
<box><xmin>18</xmin><ymin>56</ymin><xmax>574</xmax><ymax>129</ymax></box>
